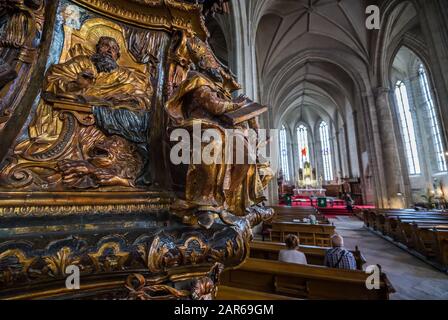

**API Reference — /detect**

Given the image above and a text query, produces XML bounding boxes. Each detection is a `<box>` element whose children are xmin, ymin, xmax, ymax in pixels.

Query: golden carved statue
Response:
<box><xmin>165</xmin><ymin>33</ymin><xmax>274</xmax><ymax>226</ymax></box>
<box><xmin>1</xmin><ymin>20</ymin><xmax>153</xmax><ymax>190</ymax></box>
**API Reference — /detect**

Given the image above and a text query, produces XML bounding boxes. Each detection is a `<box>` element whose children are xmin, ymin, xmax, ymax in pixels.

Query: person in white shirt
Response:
<box><xmin>278</xmin><ymin>234</ymin><xmax>308</xmax><ymax>265</ymax></box>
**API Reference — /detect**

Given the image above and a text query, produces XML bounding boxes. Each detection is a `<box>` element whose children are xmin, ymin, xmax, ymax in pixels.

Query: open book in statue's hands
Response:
<box><xmin>222</xmin><ymin>96</ymin><xmax>268</xmax><ymax>125</ymax></box>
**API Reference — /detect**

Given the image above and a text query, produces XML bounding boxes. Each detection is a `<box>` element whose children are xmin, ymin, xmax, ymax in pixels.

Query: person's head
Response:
<box><xmin>91</xmin><ymin>37</ymin><xmax>120</xmax><ymax>72</ymax></box>
<box><xmin>331</xmin><ymin>234</ymin><xmax>344</xmax><ymax>248</ymax></box>
<box><xmin>285</xmin><ymin>234</ymin><xmax>299</xmax><ymax>250</ymax></box>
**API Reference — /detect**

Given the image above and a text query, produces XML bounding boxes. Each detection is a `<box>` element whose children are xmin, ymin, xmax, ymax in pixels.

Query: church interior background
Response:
<box><xmin>0</xmin><ymin>0</ymin><xmax>447</xmax><ymax>301</ymax></box>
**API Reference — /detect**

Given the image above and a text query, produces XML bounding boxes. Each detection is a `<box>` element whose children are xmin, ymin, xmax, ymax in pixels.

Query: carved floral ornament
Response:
<box><xmin>0</xmin><ymin>219</ymin><xmax>250</xmax><ymax>289</ymax></box>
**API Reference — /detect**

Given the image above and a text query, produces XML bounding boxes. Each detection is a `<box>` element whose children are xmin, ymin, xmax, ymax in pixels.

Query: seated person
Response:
<box><xmin>324</xmin><ymin>234</ymin><xmax>357</xmax><ymax>270</ymax></box>
<box><xmin>278</xmin><ymin>234</ymin><xmax>307</xmax><ymax>265</ymax></box>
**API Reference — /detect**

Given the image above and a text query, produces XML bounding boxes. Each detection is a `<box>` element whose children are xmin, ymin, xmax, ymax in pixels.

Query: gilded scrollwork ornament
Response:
<box><xmin>88</xmin><ymin>242</ymin><xmax>130</xmax><ymax>272</ymax></box>
<box><xmin>125</xmin><ymin>273</ymin><xmax>190</xmax><ymax>300</ymax></box>
<box><xmin>124</xmin><ymin>262</ymin><xmax>224</xmax><ymax>300</ymax></box>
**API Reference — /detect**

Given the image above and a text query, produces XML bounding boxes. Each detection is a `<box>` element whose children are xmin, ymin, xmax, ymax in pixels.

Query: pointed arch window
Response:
<box><xmin>319</xmin><ymin>121</ymin><xmax>333</xmax><ymax>181</ymax></box>
<box><xmin>297</xmin><ymin>125</ymin><xmax>309</xmax><ymax>169</ymax></box>
<box><xmin>395</xmin><ymin>81</ymin><xmax>421</xmax><ymax>175</ymax></box>
<box><xmin>280</xmin><ymin>125</ymin><xmax>290</xmax><ymax>181</ymax></box>
<box><xmin>418</xmin><ymin>64</ymin><xmax>447</xmax><ymax>172</ymax></box>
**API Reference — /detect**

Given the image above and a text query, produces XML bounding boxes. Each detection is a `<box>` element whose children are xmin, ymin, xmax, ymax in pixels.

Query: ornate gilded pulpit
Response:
<box><xmin>0</xmin><ymin>0</ymin><xmax>273</xmax><ymax>299</ymax></box>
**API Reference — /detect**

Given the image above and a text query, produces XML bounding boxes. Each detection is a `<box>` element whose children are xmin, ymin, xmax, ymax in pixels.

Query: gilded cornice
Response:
<box><xmin>0</xmin><ymin>191</ymin><xmax>173</xmax><ymax>218</ymax></box>
<box><xmin>71</xmin><ymin>0</ymin><xmax>209</xmax><ymax>39</ymax></box>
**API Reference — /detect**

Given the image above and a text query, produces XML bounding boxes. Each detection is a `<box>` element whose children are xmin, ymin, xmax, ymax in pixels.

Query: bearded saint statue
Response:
<box><xmin>165</xmin><ymin>34</ymin><xmax>274</xmax><ymax>227</ymax></box>
<box><xmin>1</xmin><ymin>36</ymin><xmax>153</xmax><ymax>189</ymax></box>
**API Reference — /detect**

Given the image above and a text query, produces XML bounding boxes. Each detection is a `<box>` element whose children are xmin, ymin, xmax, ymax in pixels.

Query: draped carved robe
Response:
<box><xmin>166</xmin><ymin>72</ymin><xmax>273</xmax><ymax>216</ymax></box>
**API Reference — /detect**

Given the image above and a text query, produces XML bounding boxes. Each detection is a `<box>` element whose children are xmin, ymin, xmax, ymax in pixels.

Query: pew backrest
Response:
<box><xmin>221</xmin><ymin>258</ymin><xmax>395</xmax><ymax>300</ymax></box>
<box><xmin>250</xmin><ymin>240</ymin><xmax>366</xmax><ymax>270</ymax></box>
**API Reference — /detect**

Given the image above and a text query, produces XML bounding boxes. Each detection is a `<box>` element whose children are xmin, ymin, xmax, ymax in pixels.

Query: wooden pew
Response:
<box><xmin>221</xmin><ymin>258</ymin><xmax>395</xmax><ymax>300</ymax></box>
<box><xmin>216</xmin><ymin>285</ymin><xmax>300</xmax><ymax>300</ymax></box>
<box><xmin>272</xmin><ymin>205</ymin><xmax>317</xmax><ymax>215</ymax></box>
<box><xmin>270</xmin><ymin>221</ymin><xmax>336</xmax><ymax>246</ymax></box>
<box><xmin>364</xmin><ymin>209</ymin><xmax>448</xmax><ymax>236</ymax></box>
<box><xmin>363</xmin><ymin>209</ymin><xmax>448</xmax><ymax>270</ymax></box>
<box><xmin>433</xmin><ymin>230</ymin><xmax>448</xmax><ymax>268</ymax></box>
<box><xmin>363</xmin><ymin>209</ymin><xmax>433</xmax><ymax>230</ymax></box>
<box><xmin>412</xmin><ymin>226</ymin><xmax>448</xmax><ymax>263</ymax></box>
<box><xmin>249</xmin><ymin>240</ymin><xmax>366</xmax><ymax>271</ymax></box>
<box><xmin>262</xmin><ymin>206</ymin><xmax>328</xmax><ymax>241</ymax></box>
<box><xmin>384</xmin><ymin>215</ymin><xmax>446</xmax><ymax>238</ymax></box>
<box><xmin>396</xmin><ymin>219</ymin><xmax>448</xmax><ymax>246</ymax></box>
<box><xmin>380</xmin><ymin>212</ymin><xmax>446</xmax><ymax>234</ymax></box>
<box><xmin>269</xmin><ymin>206</ymin><xmax>328</xmax><ymax>224</ymax></box>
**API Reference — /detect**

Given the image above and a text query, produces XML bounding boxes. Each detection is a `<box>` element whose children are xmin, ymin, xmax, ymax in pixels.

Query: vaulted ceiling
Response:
<box><xmin>253</xmin><ymin>0</ymin><xmax>375</xmax><ymax>130</ymax></box>
<box><xmin>207</xmin><ymin>0</ymin><xmax>423</xmax><ymax>131</ymax></box>
<box><xmin>255</xmin><ymin>0</ymin><xmax>370</xmax><ymax>79</ymax></box>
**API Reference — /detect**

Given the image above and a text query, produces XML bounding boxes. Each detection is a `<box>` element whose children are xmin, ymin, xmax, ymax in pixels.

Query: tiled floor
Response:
<box><xmin>331</xmin><ymin>216</ymin><xmax>448</xmax><ymax>300</ymax></box>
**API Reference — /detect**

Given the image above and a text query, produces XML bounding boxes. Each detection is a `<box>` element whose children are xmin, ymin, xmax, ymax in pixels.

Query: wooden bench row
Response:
<box><xmin>364</xmin><ymin>209</ymin><xmax>447</xmax><ymax>232</ymax></box>
<box><xmin>220</xmin><ymin>258</ymin><xmax>395</xmax><ymax>300</ymax></box>
<box><xmin>249</xmin><ymin>240</ymin><xmax>366</xmax><ymax>271</ymax></box>
<box><xmin>217</xmin><ymin>285</ymin><xmax>300</xmax><ymax>300</ymax></box>
<box><xmin>363</xmin><ymin>209</ymin><xmax>448</xmax><ymax>270</ymax></box>
<box><xmin>269</xmin><ymin>206</ymin><xmax>328</xmax><ymax>224</ymax></box>
<box><xmin>267</xmin><ymin>221</ymin><xmax>336</xmax><ymax>247</ymax></box>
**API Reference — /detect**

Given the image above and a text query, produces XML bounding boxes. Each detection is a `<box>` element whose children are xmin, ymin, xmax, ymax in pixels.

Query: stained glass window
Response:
<box><xmin>418</xmin><ymin>64</ymin><xmax>447</xmax><ymax>172</ymax></box>
<box><xmin>395</xmin><ymin>81</ymin><xmax>421</xmax><ymax>175</ymax></box>
<box><xmin>280</xmin><ymin>125</ymin><xmax>290</xmax><ymax>181</ymax></box>
<box><xmin>297</xmin><ymin>124</ymin><xmax>309</xmax><ymax>169</ymax></box>
<box><xmin>319</xmin><ymin>121</ymin><xmax>333</xmax><ymax>181</ymax></box>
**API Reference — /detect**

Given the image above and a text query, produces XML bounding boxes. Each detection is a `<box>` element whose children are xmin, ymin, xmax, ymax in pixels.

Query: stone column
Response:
<box><xmin>342</xmin><ymin>123</ymin><xmax>353</xmax><ymax>178</ymax></box>
<box><xmin>230</xmin><ymin>1</ymin><xmax>280</xmax><ymax>205</ymax></box>
<box><xmin>359</xmin><ymin>92</ymin><xmax>389</xmax><ymax>208</ymax></box>
<box><xmin>336</xmin><ymin>127</ymin><xmax>344</xmax><ymax>180</ymax></box>
<box><xmin>330</xmin><ymin>130</ymin><xmax>340</xmax><ymax>181</ymax></box>
<box><xmin>374</xmin><ymin>87</ymin><xmax>410</xmax><ymax>208</ymax></box>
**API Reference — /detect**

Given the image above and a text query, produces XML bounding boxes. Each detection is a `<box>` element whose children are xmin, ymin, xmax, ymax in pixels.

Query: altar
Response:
<box><xmin>294</xmin><ymin>188</ymin><xmax>326</xmax><ymax>197</ymax></box>
<box><xmin>294</xmin><ymin>161</ymin><xmax>325</xmax><ymax>197</ymax></box>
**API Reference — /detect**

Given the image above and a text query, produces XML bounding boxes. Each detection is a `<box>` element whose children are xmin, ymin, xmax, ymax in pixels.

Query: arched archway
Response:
<box><xmin>390</xmin><ymin>46</ymin><xmax>448</xmax><ymax>204</ymax></box>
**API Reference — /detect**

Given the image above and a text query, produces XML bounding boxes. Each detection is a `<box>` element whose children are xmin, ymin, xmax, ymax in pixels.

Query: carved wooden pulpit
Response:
<box><xmin>0</xmin><ymin>0</ymin><xmax>273</xmax><ymax>299</ymax></box>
